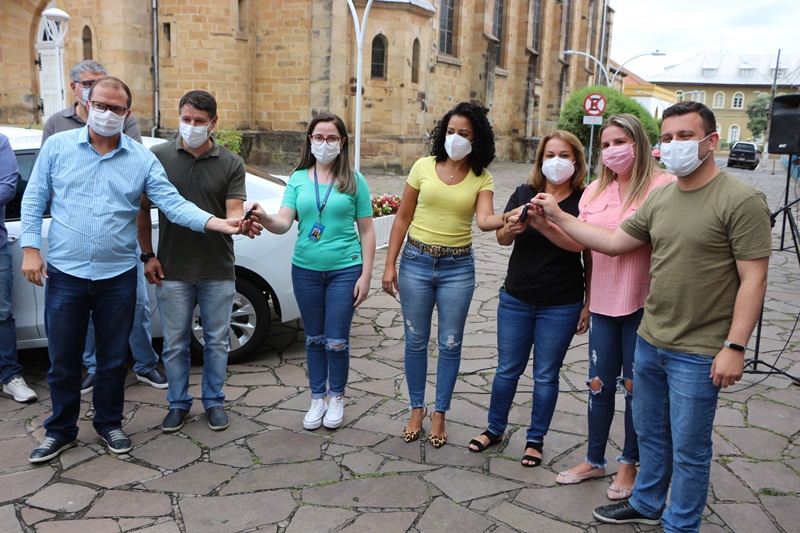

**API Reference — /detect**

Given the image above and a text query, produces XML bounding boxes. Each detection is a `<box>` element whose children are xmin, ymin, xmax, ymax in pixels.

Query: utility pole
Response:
<box><xmin>763</xmin><ymin>48</ymin><xmax>781</xmax><ymax>153</ymax></box>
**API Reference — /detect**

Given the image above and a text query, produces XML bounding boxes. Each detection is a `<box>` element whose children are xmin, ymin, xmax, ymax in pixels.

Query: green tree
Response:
<box><xmin>746</xmin><ymin>93</ymin><xmax>770</xmax><ymax>141</ymax></box>
<box><xmin>557</xmin><ymin>85</ymin><xmax>660</xmax><ymax>174</ymax></box>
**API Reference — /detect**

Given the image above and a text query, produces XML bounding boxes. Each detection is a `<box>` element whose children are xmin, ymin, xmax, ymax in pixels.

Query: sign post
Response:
<box><xmin>583</xmin><ymin>92</ymin><xmax>607</xmax><ymax>182</ymax></box>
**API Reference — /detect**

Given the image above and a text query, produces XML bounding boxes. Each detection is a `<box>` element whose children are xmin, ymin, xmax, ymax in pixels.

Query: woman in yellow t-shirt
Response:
<box><xmin>381</xmin><ymin>102</ymin><xmax>505</xmax><ymax>448</ymax></box>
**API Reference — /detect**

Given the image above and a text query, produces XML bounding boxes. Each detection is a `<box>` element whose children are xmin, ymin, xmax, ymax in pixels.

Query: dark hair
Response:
<box><xmin>179</xmin><ymin>90</ymin><xmax>217</xmax><ymax>118</ymax></box>
<box><xmin>294</xmin><ymin>112</ymin><xmax>355</xmax><ymax>195</ymax></box>
<box><xmin>88</xmin><ymin>77</ymin><xmax>132</xmax><ymax>108</ymax></box>
<box><xmin>529</xmin><ymin>130</ymin><xmax>586</xmax><ymax>192</ymax></box>
<box><xmin>429</xmin><ymin>101</ymin><xmax>496</xmax><ymax>176</ymax></box>
<box><xmin>663</xmin><ymin>101</ymin><xmax>716</xmax><ymax>135</ymax></box>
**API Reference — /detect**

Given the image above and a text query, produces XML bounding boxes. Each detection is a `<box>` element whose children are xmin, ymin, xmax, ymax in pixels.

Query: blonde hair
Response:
<box><xmin>529</xmin><ymin>130</ymin><xmax>586</xmax><ymax>193</ymax></box>
<box><xmin>591</xmin><ymin>114</ymin><xmax>662</xmax><ymax>212</ymax></box>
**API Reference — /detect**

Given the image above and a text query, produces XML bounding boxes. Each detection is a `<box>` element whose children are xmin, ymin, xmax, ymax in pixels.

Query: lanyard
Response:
<box><xmin>313</xmin><ymin>166</ymin><xmax>334</xmax><ymax>221</ymax></box>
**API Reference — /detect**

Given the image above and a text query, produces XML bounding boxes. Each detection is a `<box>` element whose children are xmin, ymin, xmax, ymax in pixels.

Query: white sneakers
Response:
<box><xmin>303</xmin><ymin>396</ymin><xmax>345</xmax><ymax>430</ymax></box>
<box><xmin>303</xmin><ymin>398</ymin><xmax>328</xmax><ymax>429</ymax></box>
<box><xmin>323</xmin><ymin>396</ymin><xmax>344</xmax><ymax>429</ymax></box>
<box><xmin>2</xmin><ymin>377</ymin><xmax>38</xmax><ymax>403</ymax></box>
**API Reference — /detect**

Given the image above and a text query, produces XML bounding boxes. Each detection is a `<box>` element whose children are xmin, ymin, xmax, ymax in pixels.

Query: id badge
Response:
<box><xmin>308</xmin><ymin>221</ymin><xmax>325</xmax><ymax>242</ymax></box>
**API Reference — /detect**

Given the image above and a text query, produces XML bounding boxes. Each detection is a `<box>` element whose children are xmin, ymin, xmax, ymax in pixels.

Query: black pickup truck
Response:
<box><xmin>727</xmin><ymin>142</ymin><xmax>760</xmax><ymax>170</ymax></box>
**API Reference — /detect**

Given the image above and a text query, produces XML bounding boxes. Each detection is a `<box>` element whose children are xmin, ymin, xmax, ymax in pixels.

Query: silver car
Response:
<box><xmin>3</xmin><ymin>126</ymin><xmax>300</xmax><ymax>364</ymax></box>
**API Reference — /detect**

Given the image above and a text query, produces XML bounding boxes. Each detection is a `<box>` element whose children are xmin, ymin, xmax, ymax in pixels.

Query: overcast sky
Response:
<box><xmin>608</xmin><ymin>0</ymin><xmax>800</xmax><ymax>79</ymax></box>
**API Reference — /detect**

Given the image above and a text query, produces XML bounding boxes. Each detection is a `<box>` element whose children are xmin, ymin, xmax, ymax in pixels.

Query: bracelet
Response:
<box><xmin>502</xmin><ymin>213</ymin><xmax>509</xmax><ymax>225</ymax></box>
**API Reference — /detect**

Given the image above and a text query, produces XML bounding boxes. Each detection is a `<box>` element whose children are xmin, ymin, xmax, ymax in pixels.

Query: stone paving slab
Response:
<box><xmin>3</xmin><ymin>161</ymin><xmax>799</xmax><ymax>532</ymax></box>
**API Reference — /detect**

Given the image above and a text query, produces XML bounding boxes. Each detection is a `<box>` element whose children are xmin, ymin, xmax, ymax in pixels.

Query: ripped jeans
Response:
<box><xmin>292</xmin><ymin>264</ymin><xmax>362</xmax><ymax>398</ymax></box>
<box><xmin>398</xmin><ymin>242</ymin><xmax>475</xmax><ymax>412</ymax></box>
<box><xmin>585</xmin><ymin>309</ymin><xmax>643</xmax><ymax>467</ymax></box>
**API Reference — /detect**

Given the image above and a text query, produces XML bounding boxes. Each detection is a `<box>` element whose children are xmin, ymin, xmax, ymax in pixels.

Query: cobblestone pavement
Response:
<box><xmin>1</xmin><ymin>157</ymin><xmax>798</xmax><ymax>532</ymax></box>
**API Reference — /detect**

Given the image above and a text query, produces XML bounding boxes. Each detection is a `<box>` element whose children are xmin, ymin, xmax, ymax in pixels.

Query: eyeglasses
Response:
<box><xmin>90</xmin><ymin>100</ymin><xmax>128</xmax><ymax>116</ymax></box>
<box><xmin>74</xmin><ymin>80</ymin><xmax>96</xmax><ymax>88</ymax></box>
<box><xmin>309</xmin><ymin>134</ymin><xmax>341</xmax><ymax>146</ymax></box>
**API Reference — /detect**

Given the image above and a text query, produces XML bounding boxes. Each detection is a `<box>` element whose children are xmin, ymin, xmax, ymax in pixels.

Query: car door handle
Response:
<box><xmin>7</xmin><ymin>235</ymin><xmax>18</xmax><ymax>244</ymax></box>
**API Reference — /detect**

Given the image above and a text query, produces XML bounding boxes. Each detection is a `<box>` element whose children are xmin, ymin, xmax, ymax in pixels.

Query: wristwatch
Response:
<box><xmin>140</xmin><ymin>252</ymin><xmax>156</xmax><ymax>263</ymax></box>
<box><xmin>723</xmin><ymin>340</ymin><xmax>746</xmax><ymax>352</ymax></box>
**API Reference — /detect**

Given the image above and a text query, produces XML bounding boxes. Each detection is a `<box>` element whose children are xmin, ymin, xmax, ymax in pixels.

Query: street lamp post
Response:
<box><xmin>563</xmin><ymin>50</ymin><xmax>610</xmax><ymax>86</ymax></box>
<box><xmin>42</xmin><ymin>7</ymin><xmax>70</xmax><ymax>109</ymax></box>
<box><xmin>609</xmin><ymin>50</ymin><xmax>666</xmax><ymax>87</ymax></box>
<box><xmin>346</xmin><ymin>0</ymin><xmax>375</xmax><ymax>172</ymax></box>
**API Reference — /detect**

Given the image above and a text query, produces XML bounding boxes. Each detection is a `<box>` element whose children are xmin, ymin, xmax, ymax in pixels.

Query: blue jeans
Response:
<box><xmin>585</xmin><ymin>309</ymin><xmax>643</xmax><ymax>467</ymax></box>
<box><xmin>44</xmin><ymin>265</ymin><xmax>137</xmax><ymax>440</ymax></box>
<box><xmin>292</xmin><ymin>264</ymin><xmax>361</xmax><ymax>398</ymax></box>
<box><xmin>156</xmin><ymin>279</ymin><xmax>234</xmax><ymax>411</ymax></box>
<box><xmin>0</xmin><ymin>244</ymin><xmax>22</xmax><ymax>384</ymax></box>
<box><xmin>487</xmin><ymin>289</ymin><xmax>583</xmax><ymax>443</ymax></box>
<box><xmin>398</xmin><ymin>242</ymin><xmax>475</xmax><ymax>412</ymax></box>
<box><xmin>629</xmin><ymin>336</ymin><xmax>719</xmax><ymax>533</ymax></box>
<box><xmin>82</xmin><ymin>259</ymin><xmax>159</xmax><ymax>375</ymax></box>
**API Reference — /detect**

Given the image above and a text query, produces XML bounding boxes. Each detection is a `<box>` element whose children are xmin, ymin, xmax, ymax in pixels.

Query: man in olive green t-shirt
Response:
<box><xmin>532</xmin><ymin>101</ymin><xmax>771</xmax><ymax>533</ymax></box>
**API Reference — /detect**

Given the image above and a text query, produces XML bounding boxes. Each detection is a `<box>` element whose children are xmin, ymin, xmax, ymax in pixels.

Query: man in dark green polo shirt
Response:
<box><xmin>139</xmin><ymin>90</ymin><xmax>246</xmax><ymax>433</ymax></box>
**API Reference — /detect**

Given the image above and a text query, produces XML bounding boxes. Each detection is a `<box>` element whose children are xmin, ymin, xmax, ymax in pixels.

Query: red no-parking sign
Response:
<box><xmin>584</xmin><ymin>93</ymin><xmax>607</xmax><ymax>116</ymax></box>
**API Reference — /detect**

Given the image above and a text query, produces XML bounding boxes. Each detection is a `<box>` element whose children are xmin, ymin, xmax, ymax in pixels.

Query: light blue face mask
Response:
<box><xmin>660</xmin><ymin>133</ymin><xmax>712</xmax><ymax>177</ymax></box>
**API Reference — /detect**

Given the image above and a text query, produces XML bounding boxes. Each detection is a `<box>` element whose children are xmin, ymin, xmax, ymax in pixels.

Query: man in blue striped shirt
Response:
<box><xmin>20</xmin><ymin>77</ymin><xmax>248</xmax><ymax>463</ymax></box>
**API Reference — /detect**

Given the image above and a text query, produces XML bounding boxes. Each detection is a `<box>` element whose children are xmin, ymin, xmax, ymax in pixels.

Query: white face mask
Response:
<box><xmin>660</xmin><ymin>134</ymin><xmax>712</xmax><ymax>177</ymax></box>
<box><xmin>541</xmin><ymin>157</ymin><xmax>575</xmax><ymax>185</ymax></box>
<box><xmin>311</xmin><ymin>140</ymin><xmax>341</xmax><ymax>165</ymax></box>
<box><xmin>80</xmin><ymin>88</ymin><xmax>91</xmax><ymax>105</ymax></box>
<box><xmin>444</xmin><ymin>134</ymin><xmax>473</xmax><ymax>161</ymax></box>
<box><xmin>180</xmin><ymin>122</ymin><xmax>212</xmax><ymax>149</ymax></box>
<box><xmin>87</xmin><ymin>106</ymin><xmax>125</xmax><ymax>137</ymax></box>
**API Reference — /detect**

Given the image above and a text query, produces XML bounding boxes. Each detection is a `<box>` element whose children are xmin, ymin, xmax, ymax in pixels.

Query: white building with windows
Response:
<box><xmin>647</xmin><ymin>52</ymin><xmax>800</xmax><ymax>147</ymax></box>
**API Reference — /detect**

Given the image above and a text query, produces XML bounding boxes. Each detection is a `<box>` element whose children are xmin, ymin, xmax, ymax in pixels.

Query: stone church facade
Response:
<box><xmin>1</xmin><ymin>0</ymin><xmax>612</xmax><ymax>169</ymax></box>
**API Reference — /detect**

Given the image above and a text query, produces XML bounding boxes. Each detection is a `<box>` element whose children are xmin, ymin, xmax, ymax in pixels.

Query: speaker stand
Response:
<box><xmin>746</xmin><ymin>195</ymin><xmax>800</xmax><ymax>384</ymax></box>
<box><xmin>779</xmin><ymin>154</ymin><xmax>798</xmax><ymax>251</ymax></box>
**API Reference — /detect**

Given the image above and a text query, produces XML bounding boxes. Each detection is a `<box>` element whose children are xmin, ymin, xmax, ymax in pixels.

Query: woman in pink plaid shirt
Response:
<box><xmin>553</xmin><ymin>114</ymin><xmax>675</xmax><ymax>500</ymax></box>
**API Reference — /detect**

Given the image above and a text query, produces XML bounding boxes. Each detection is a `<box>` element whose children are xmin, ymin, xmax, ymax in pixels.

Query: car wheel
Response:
<box><xmin>726</xmin><ymin>160</ymin><xmax>733</xmax><ymax>167</ymax></box>
<box><xmin>189</xmin><ymin>277</ymin><xmax>271</xmax><ymax>364</ymax></box>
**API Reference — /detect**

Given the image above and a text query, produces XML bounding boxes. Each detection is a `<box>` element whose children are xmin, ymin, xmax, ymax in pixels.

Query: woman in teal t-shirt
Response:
<box><xmin>245</xmin><ymin>112</ymin><xmax>375</xmax><ymax>431</ymax></box>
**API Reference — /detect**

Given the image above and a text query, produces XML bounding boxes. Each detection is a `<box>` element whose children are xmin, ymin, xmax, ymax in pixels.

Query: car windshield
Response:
<box><xmin>734</xmin><ymin>144</ymin><xmax>755</xmax><ymax>152</ymax></box>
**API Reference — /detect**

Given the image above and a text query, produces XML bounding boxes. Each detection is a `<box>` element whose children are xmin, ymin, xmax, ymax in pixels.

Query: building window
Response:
<box><xmin>728</xmin><ymin>125</ymin><xmax>740</xmax><ymax>144</ymax></box>
<box><xmin>732</xmin><ymin>92</ymin><xmax>744</xmax><ymax>109</ymax></box>
<box><xmin>371</xmin><ymin>34</ymin><xmax>387</xmax><ymax>79</ymax></box>
<box><xmin>587</xmin><ymin>0</ymin><xmax>597</xmax><ymax>58</ymax></box>
<box><xmin>532</xmin><ymin>0</ymin><xmax>542</xmax><ymax>52</ymax></box>
<box><xmin>697</xmin><ymin>91</ymin><xmax>706</xmax><ymax>104</ymax></box>
<box><xmin>703</xmin><ymin>68</ymin><xmax>716</xmax><ymax>77</ymax></box>
<box><xmin>438</xmin><ymin>0</ymin><xmax>455</xmax><ymax>56</ymax></box>
<box><xmin>237</xmin><ymin>0</ymin><xmax>248</xmax><ymax>33</ymax></box>
<box><xmin>740</xmin><ymin>68</ymin><xmax>753</xmax><ymax>78</ymax></box>
<box><xmin>562</xmin><ymin>0</ymin><xmax>573</xmax><ymax>52</ymax></box>
<box><xmin>713</xmin><ymin>91</ymin><xmax>724</xmax><ymax>109</ymax></box>
<box><xmin>411</xmin><ymin>38</ymin><xmax>420</xmax><ymax>84</ymax></box>
<box><xmin>82</xmin><ymin>26</ymin><xmax>92</xmax><ymax>60</ymax></box>
<box><xmin>492</xmin><ymin>0</ymin><xmax>504</xmax><ymax>66</ymax></box>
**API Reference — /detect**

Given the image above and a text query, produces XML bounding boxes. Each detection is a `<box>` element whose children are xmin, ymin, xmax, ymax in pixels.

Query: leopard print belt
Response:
<box><xmin>406</xmin><ymin>236</ymin><xmax>472</xmax><ymax>258</ymax></box>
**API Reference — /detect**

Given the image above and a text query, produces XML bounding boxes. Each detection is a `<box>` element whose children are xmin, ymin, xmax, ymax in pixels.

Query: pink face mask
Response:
<box><xmin>601</xmin><ymin>143</ymin><xmax>635</xmax><ymax>176</ymax></box>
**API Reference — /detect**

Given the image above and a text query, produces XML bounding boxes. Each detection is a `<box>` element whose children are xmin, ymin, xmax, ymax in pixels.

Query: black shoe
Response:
<box><xmin>99</xmin><ymin>428</ymin><xmax>133</xmax><ymax>454</ymax></box>
<box><xmin>162</xmin><ymin>408</ymin><xmax>189</xmax><ymax>432</ymax></box>
<box><xmin>29</xmin><ymin>437</ymin><xmax>77</xmax><ymax>463</ymax></box>
<box><xmin>206</xmin><ymin>406</ymin><xmax>229</xmax><ymax>431</ymax></box>
<box><xmin>137</xmin><ymin>368</ymin><xmax>169</xmax><ymax>389</ymax></box>
<box><xmin>593</xmin><ymin>501</ymin><xmax>661</xmax><ymax>526</ymax></box>
<box><xmin>81</xmin><ymin>373</ymin><xmax>96</xmax><ymax>395</ymax></box>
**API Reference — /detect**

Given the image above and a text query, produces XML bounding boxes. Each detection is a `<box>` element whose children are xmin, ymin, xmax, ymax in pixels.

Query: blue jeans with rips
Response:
<box><xmin>584</xmin><ymin>309</ymin><xmax>643</xmax><ymax>467</ymax></box>
<box><xmin>292</xmin><ymin>264</ymin><xmax>361</xmax><ymax>398</ymax></box>
<box><xmin>628</xmin><ymin>336</ymin><xmax>720</xmax><ymax>533</ymax></box>
<box><xmin>43</xmin><ymin>265</ymin><xmax>137</xmax><ymax>440</ymax></box>
<box><xmin>487</xmin><ymin>289</ymin><xmax>583</xmax><ymax>443</ymax></box>
<box><xmin>82</xmin><ymin>257</ymin><xmax>159</xmax><ymax>375</ymax></box>
<box><xmin>156</xmin><ymin>279</ymin><xmax>234</xmax><ymax>411</ymax></box>
<box><xmin>0</xmin><ymin>244</ymin><xmax>22</xmax><ymax>384</ymax></box>
<box><xmin>398</xmin><ymin>242</ymin><xmax>474</xmax><ymax>412</ymax></box>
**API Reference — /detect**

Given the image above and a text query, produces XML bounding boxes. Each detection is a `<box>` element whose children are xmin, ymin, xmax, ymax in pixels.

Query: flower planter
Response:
<box><xmin>372</xmin><ymin>214</ymin><xmax>395</xmax><ymax>249</ymax></box>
